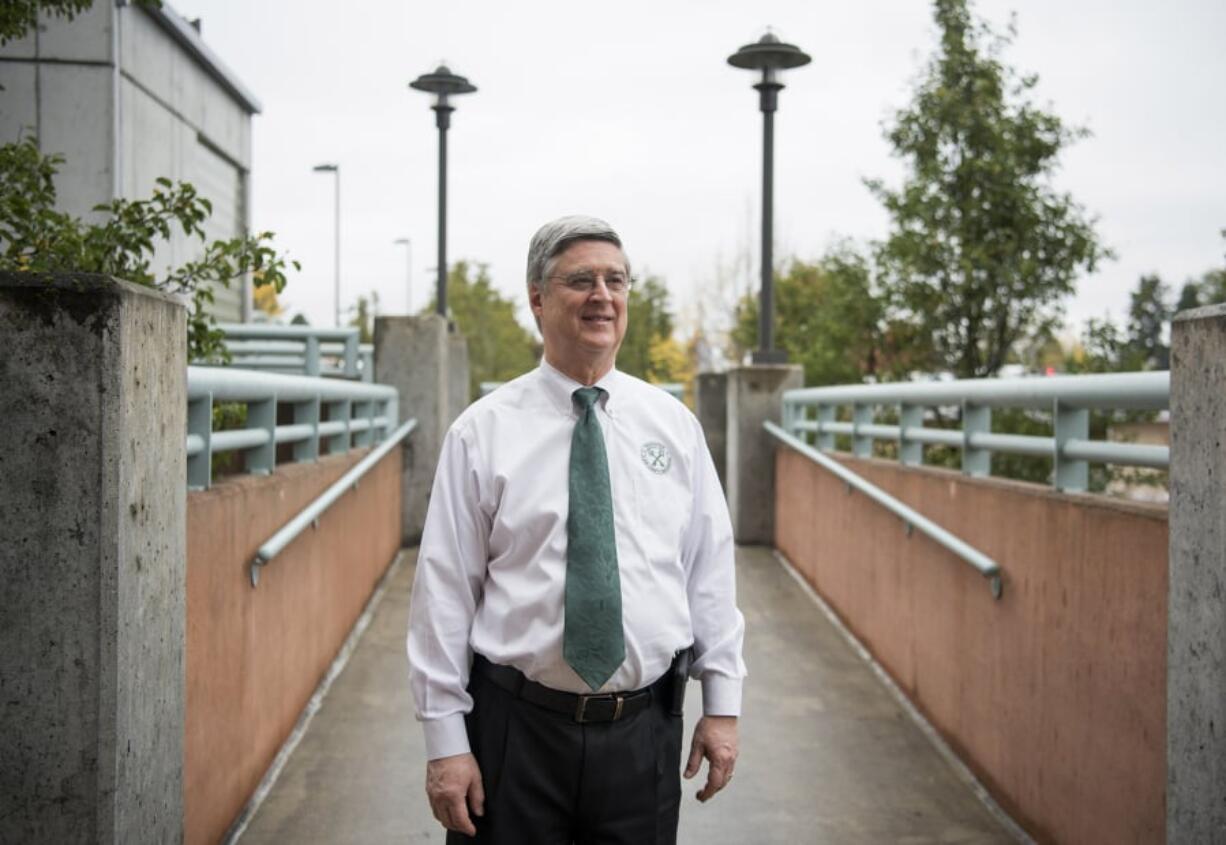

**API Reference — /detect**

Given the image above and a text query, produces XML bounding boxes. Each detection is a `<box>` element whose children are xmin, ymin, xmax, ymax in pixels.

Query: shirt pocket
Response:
<box><xmin>630</xmin><ymin>443</ymin><xmax>692</xmax><ymax>566</ymax></box>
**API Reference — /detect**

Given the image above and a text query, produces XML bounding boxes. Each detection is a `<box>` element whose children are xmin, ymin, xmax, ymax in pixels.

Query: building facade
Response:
<box><xmin>0</xmin><ymin>0</ymin><xmax>261</xmax><ymax>322</ymax></box>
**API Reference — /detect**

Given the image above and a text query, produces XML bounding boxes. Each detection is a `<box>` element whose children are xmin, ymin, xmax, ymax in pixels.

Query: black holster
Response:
<box><xmin>669</xmin><ymin>647</ymin><xmax>693</xmax><ymax>716</ymax></box>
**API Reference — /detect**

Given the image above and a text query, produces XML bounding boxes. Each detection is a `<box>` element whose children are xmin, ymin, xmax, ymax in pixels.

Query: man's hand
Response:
<box><xmin>426</xmin><ymin>752</ymin><xmax>484</xmax><ymax>836</ymax></box>
<box><xmin>683</xmin><ymin>715</ymin><xmax>739</xmax><ymax>802</ymax></box>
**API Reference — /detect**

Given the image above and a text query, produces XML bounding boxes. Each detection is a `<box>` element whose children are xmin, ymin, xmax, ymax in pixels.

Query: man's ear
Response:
<box><xmin>529</xmin><ymin>283</ymin><xmax>543</xmax><ymax>317</ymax></box>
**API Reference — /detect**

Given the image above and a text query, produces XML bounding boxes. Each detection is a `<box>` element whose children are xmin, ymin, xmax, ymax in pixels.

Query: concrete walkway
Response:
<box><xmin>240</xmin><ymin>547</ymin><xmax>1017</xmax><ymax>844</ymax></box>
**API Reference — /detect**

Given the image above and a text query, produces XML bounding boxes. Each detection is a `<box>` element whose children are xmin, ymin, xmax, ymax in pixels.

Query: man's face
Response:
<box><xmin>531</xmin><ymin>239</ymin><xmax>629</xmax><ymax>369</ymax></box>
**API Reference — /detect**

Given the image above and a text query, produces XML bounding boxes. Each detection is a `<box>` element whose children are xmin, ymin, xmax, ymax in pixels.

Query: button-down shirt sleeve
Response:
<box><xmin>407</xmin><ymin>423</ymin><xmax>490</xmax><ymax>760</ymax></box>
<box><xmin>681</xmin><ymin>415</ymin><xmax>746</xmax><ymax>716</ymax></box>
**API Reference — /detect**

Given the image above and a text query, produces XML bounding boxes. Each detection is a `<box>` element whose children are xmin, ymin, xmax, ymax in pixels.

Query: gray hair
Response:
<box><xmin>525</xmin><ymin>215</ymin><xmax>629</xmax><ymax>296</ymax></box>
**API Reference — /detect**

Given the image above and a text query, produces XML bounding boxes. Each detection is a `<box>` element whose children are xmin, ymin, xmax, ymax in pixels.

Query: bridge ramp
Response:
<box><xmin>240</xmin><ymin>547</ymin><xmax>1016</xmax><ymax>844</ymax></box>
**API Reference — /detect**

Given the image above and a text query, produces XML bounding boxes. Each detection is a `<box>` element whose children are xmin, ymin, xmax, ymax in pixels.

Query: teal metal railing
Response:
<box><xmin>187</xmin><ymin>366</ymin><xmax>399</xmax><ymax>490</ymax></box>
<box><xmin>206</xmin><ymin>323</ymin><xmax>375</xmax><ymax>382</ymax></box>
<box><xmin>779</xmin><ymin>371</ymin><xmax>1169</xmax><ymax>493</ymax></box>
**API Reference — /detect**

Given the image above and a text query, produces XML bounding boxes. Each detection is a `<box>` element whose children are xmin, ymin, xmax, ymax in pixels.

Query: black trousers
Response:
<box><xmin>446</xmin><ymin>664</ymin><xmax>684</xmax><ymax>845</ymax></box>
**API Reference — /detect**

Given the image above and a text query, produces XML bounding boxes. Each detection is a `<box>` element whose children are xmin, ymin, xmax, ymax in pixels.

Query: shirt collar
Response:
<box><xmin>539</xmin><ymin>358</ymin><xmax>622</xmax><ymax>418</ymax></box>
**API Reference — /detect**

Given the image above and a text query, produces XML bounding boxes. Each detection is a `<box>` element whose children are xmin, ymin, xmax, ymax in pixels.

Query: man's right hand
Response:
<box><xmin>426</xmin><ymin>752</ymin><xmax>484</xmax><ymax>836</ymax></box>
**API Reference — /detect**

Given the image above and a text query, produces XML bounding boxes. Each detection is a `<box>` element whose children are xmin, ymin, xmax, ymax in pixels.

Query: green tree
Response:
<box><xmin>347</xmin><ymin>290</ymin><xmax>379</xmax><ymax>343</ymax></box>
<box><xmin>868</xmin><ymin>0</ymin><xmax>1110</xmax><ymax>378</ymax></box>
<box><xmin>1175</xmin><ymin>280</ymin><xmax>1203</xmax><ymax>312</ymax></box>
<box><xmin>730</xmin><ymin>248</ymin><xmax>892</xmax><ymax>386</ymax></box>
<box><xmin>1123</xmin><ymin>274</ymin><xmax>1170</xmax><ymax>369</ymax></box>
<box><xmin>0</xmin><ymin>137</ymin><xmax>297</xmax><ymax>360</ymax></box>
<box><xmin>425</xmin><ymin>261</ymin><xmax>538</xmax><ymax>398</ymax></box>
<box><xmin>619</xmin><ymin>274</ymin><xmax>683</xmax><ymax>383</ymax></box>
<box><xmin>1</xmin><ymin>0</ymin><xmax>160</xmax><ymax>45</ymax></box>
<box><xmin>1191</xmin><ymin>233</ymin><xmax>1226</xmax><ymax>306</ymax></box>
<box><xmin>1064</xmin><ymin>317</ymin><xmax>1126</xmax><ymax>374</ymax></box>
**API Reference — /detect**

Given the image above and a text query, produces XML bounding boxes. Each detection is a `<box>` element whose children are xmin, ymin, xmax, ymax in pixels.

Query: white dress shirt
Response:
<box><xmin>407</xmin><ymin>360</ymin><xmax>746</xmax><ymax>760</ymax></box>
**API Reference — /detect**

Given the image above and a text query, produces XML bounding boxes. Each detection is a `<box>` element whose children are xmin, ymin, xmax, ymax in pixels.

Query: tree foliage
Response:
<box><xmin>730</xmin><ymin>248</ymin><xmax>908</xmax><ymax>386</ymax></box>
<box><xmin>253</xmin><ymin>279</ymin><xmax>284</xmax><ymax>318</ymax></box>
<box><xmin>347</xmin><ymin>291</ymin><xmax>379</xmax><ymax>343</ymax></box>
<box><xmin>425</xmin><ymin>261</ymin><xmax>538</xmax><ymax>398</ymax></box>
<box><xmin>1123</xmin><ymin>274</ymin><xmax>1170</xmax><ymax>369</ymax></box>
<box><xmin>1174</xmin><ymin>232</ymin><xmax>1226</xmax><ymax>310</ymax></box>
<box><xmin>868</xmin><ymin>0</ymin><xmax>1110</xmax><ymax>378</ymax></box>
<box><xmin>0</xmin><ymin>0</ymin><xmax>160</xmax><ymax>46</ymax></box>
<box><xmin>619</xmin><ymin>274</ymin><xmax>688</xmax><ymax>384</ymax></box>
<box><xmin>0</xmin><ymin>136</ymin><xmax>298</xmax><ymax>360</ymax></box>
<box><xmin>1</xmin><ymin>0</ymin><xmax>91</xmax><ymax>44</ymax></box>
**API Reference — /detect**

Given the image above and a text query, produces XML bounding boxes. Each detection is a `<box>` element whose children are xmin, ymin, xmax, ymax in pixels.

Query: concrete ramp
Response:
<box><xmin>239</xmin><ymin>548</ymin><xmax>1018</xmax><ymax>844</ymax></box>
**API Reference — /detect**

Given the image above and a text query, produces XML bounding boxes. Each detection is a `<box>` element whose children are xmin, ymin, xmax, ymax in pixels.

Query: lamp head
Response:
<box><xmin>727</xmin><ymin>32</ymin><xmax>811</xmax><ymax>72</ymax></box>
<box><xmin>409</xmin><ymin>64</ymin><xmax>478</xmax><ymax>98</ymax></box>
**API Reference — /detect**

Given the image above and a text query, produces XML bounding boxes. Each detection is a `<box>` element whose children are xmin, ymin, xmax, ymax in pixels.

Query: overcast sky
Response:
<box><xmin>172</xmin><ymin>0</ymin><xmax>1226</xmax><ymax>343</ymax></box>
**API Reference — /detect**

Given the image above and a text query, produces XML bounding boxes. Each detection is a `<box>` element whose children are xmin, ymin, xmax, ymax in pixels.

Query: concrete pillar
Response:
<box><xmin>448</xmin><ymin>331</ymin><xmax>471</xmax><ymax>424</ymax></box>
<box><xmin>1168</xmin><ymin>303</ymin><xmax>1226</xmax><ymax>841</ymax></box>
<box><xmin>374</xmin><ymin>315</ymin><xmax>469</xmax><ymax>546</ymax></box>
<box><xmin>0</xmin><ymin>273</ymin><xmax>186</xmax><ymax>843</ymax></box>
<box><xmin>725</xmin><ymin>364</ymin><xmax>803</xmax><ymax>544</ymax></box>
<box><xmin>695</xmin><ymin>371</ymin><xmax>728</xmax><ymax>491</ymax></box>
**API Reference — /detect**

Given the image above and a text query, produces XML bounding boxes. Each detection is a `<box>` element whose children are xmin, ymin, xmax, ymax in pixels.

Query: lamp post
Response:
<box><xmin>410</xmin><ymin>64</ymin><xmax>477</xmax><ymax>319</ymax></box>
<box><xmin>312</xmin><ymin>163</ymin><xmax>341</xmax><ymax>326</ymax></box>
<box><xmin>728</xmin><ymin>33</ymin><xmax>810</xmax><ymax>364</ymax></box>
<box><xmin>393</xmin><ymin>237</ymin><xmax>413</xmax><ymax>314</ymax></box>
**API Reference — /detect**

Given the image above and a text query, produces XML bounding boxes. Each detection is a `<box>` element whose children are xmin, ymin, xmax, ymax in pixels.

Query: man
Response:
<box><xmin>407</xmin><ymin>215</ymin><xmax>745</xmax><ymax>844</ymax></box>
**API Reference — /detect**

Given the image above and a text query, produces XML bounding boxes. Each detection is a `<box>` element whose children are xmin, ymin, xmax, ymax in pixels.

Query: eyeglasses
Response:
<box><xmin>547</xmin><ymin>271</ymin><xmax>633</xmax><ymax>296</ymax></box>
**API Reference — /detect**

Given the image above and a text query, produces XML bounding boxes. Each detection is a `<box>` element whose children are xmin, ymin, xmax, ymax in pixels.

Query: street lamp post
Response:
<box><xmin>728</xmin><ymin>33</ymin><xmax>811</xmax><ymax>364</ymax></box>
<box><xmin>409</xmin><ymin>64</ymin><xmax>477</xmax><ymax>319</ymax></box>
<box><xmin>312</xmin><ymin>163</ymin><xmax>341</xmax><ymax>326</ymax></box>
<box><xmin>393</xmin><ymin>237</ymin><xmax>413</xmax><ymax>314</ymax></box>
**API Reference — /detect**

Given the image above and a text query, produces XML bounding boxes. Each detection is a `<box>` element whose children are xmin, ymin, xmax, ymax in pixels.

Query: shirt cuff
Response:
<box><xmin>700</xmin><ymin>675</ymin><xmax>742</xmax><ymax>717</ymax></box>
<box><xmin>422</xmin><ymin>714</ymin><xmax>471</xmax><ymax>760</ymax></box>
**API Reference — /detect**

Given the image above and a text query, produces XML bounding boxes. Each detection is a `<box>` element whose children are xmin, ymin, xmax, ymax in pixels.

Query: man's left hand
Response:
<box><xmin>683</xmin><ymin>715</ymin><xmax>739</xmax><ymax>802</ymax></box>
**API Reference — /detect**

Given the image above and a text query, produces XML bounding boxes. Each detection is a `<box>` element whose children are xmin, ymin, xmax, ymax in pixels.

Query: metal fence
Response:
<box><xmin>780</xmin><ymin>371</ymin><xmax>1170</xmax><ymax>493</ymax></box>
<box><xmin>206</xmin><ymin>323</ymin><xmax>375</xmax><ymax>382</ymax></box>
<box><xmin>187</xmin><ymin>366</ymin><xmax>399</xmax><ymax>490</ymax></box>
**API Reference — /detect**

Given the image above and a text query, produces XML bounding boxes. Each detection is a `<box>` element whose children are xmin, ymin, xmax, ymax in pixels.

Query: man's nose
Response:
<box><xmin>590</xmin><ymin>276</ymin><xmax>615</xmax><ymax>300</ymax></box>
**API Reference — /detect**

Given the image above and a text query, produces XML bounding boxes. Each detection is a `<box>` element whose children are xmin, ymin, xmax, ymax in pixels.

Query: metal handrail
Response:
<box><xmin>782</xmin><ymin>370</ymin><xmax>1170</xmax><ymax>493</ymax></box>
<box><xmin>250</xmin><ymin>418</ymin><xmax>417</xmax><ymax>586</ymax></box>
<box><xmin>765</xmin><ymin>420</ymin><xmax>1003</xmax><ymax>599</ymax></box>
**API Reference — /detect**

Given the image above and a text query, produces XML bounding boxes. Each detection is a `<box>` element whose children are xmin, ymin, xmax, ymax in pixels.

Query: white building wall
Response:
<box><xmin>0</xmin><ymin>2</ymin><xmax>117</xmax><ymax>223</ymax></box>
<box><xmin>0</xmin><ymin>1</ymin><xmax>257</xmax><ymax>324</ymax></box>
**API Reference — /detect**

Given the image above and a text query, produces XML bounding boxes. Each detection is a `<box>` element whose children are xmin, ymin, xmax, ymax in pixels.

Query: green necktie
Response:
<box><xmin>564</xmin><ymin>386</ymin><xmax>625</xmax><ymax>691</ymax></box>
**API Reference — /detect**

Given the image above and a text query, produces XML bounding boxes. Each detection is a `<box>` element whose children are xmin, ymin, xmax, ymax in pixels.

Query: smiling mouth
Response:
<box><xmin>582</xmin><ymin>315</ymin><xmax>614</xmax><ymax>324</ymax></box>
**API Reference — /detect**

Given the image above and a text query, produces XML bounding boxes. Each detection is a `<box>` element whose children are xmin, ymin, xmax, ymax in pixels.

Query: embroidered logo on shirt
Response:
<box><xmin>640</xmin><ymin>442</ymin><xmax>672</xmax><ymax>474</ymax></box>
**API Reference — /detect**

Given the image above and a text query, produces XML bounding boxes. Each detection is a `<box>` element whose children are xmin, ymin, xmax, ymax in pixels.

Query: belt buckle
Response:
<box><xmin>575</xmin><ymin>693</ymin><xmax>625</xmax><ymax>723</ymax></box>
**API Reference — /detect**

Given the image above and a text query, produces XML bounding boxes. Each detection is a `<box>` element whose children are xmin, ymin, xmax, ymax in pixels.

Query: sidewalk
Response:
<box><xmin>240</xmin><ymin>547</ymin><xmax>1017</xmax><ymax>844</ymax></box>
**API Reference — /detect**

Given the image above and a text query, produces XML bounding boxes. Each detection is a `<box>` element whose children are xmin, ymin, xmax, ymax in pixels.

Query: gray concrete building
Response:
<box><xmin>0</xmin><ymin>1</ymin><xmax>261</xmax><ymax>322</ymax></box>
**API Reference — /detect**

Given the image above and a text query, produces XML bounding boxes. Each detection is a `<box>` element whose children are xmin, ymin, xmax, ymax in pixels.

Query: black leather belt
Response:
<box><xmin>472</xmin><ymin>654</ymin><xmax>667</xmax><ymax>724</ymax></box>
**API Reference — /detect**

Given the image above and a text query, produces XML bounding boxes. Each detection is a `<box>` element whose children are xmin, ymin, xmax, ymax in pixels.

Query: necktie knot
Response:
<box><xmin>573</xmin><ymin>386</ymin><xmax>603</xmax><ymax>413</ymax></box>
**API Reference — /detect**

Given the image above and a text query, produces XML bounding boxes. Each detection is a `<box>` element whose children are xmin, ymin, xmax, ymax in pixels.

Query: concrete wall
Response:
<box><xmin>183</xmin><ymin>449</ymin><xmax>402</xmax><ymax>845</ymax></box>
<box><xmin>0</xmin><ymin>4</ymin><xmax>255</xmax><ymax>321</ymax></box>
<box><xmin>775</xmin><ymin>450</ymin><xmax>1168</xmax><ymax>844</ymax></box>
<box><xmin>1167</xmin><ymin>303</ymin><xmax>1226</xmax><ymax>841</ymax></box>
<box><xmin>1</xmin><ymin>273</ymin><xmax>186</xmax><ymax>843</ymax></box>
<box><xmin>726</xmin><ymin>364</ymin><xmax>803</xmax><ymax>543</ymax></box>
<box><xmin>374</xmin><ymin>315</ymin><xmax>469</xmax><ymax>545</ymax></box>
<box><xmin>695</xmin><ymin>372</ymin><xmax>728</xmax><ymax>490</ymax></box>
